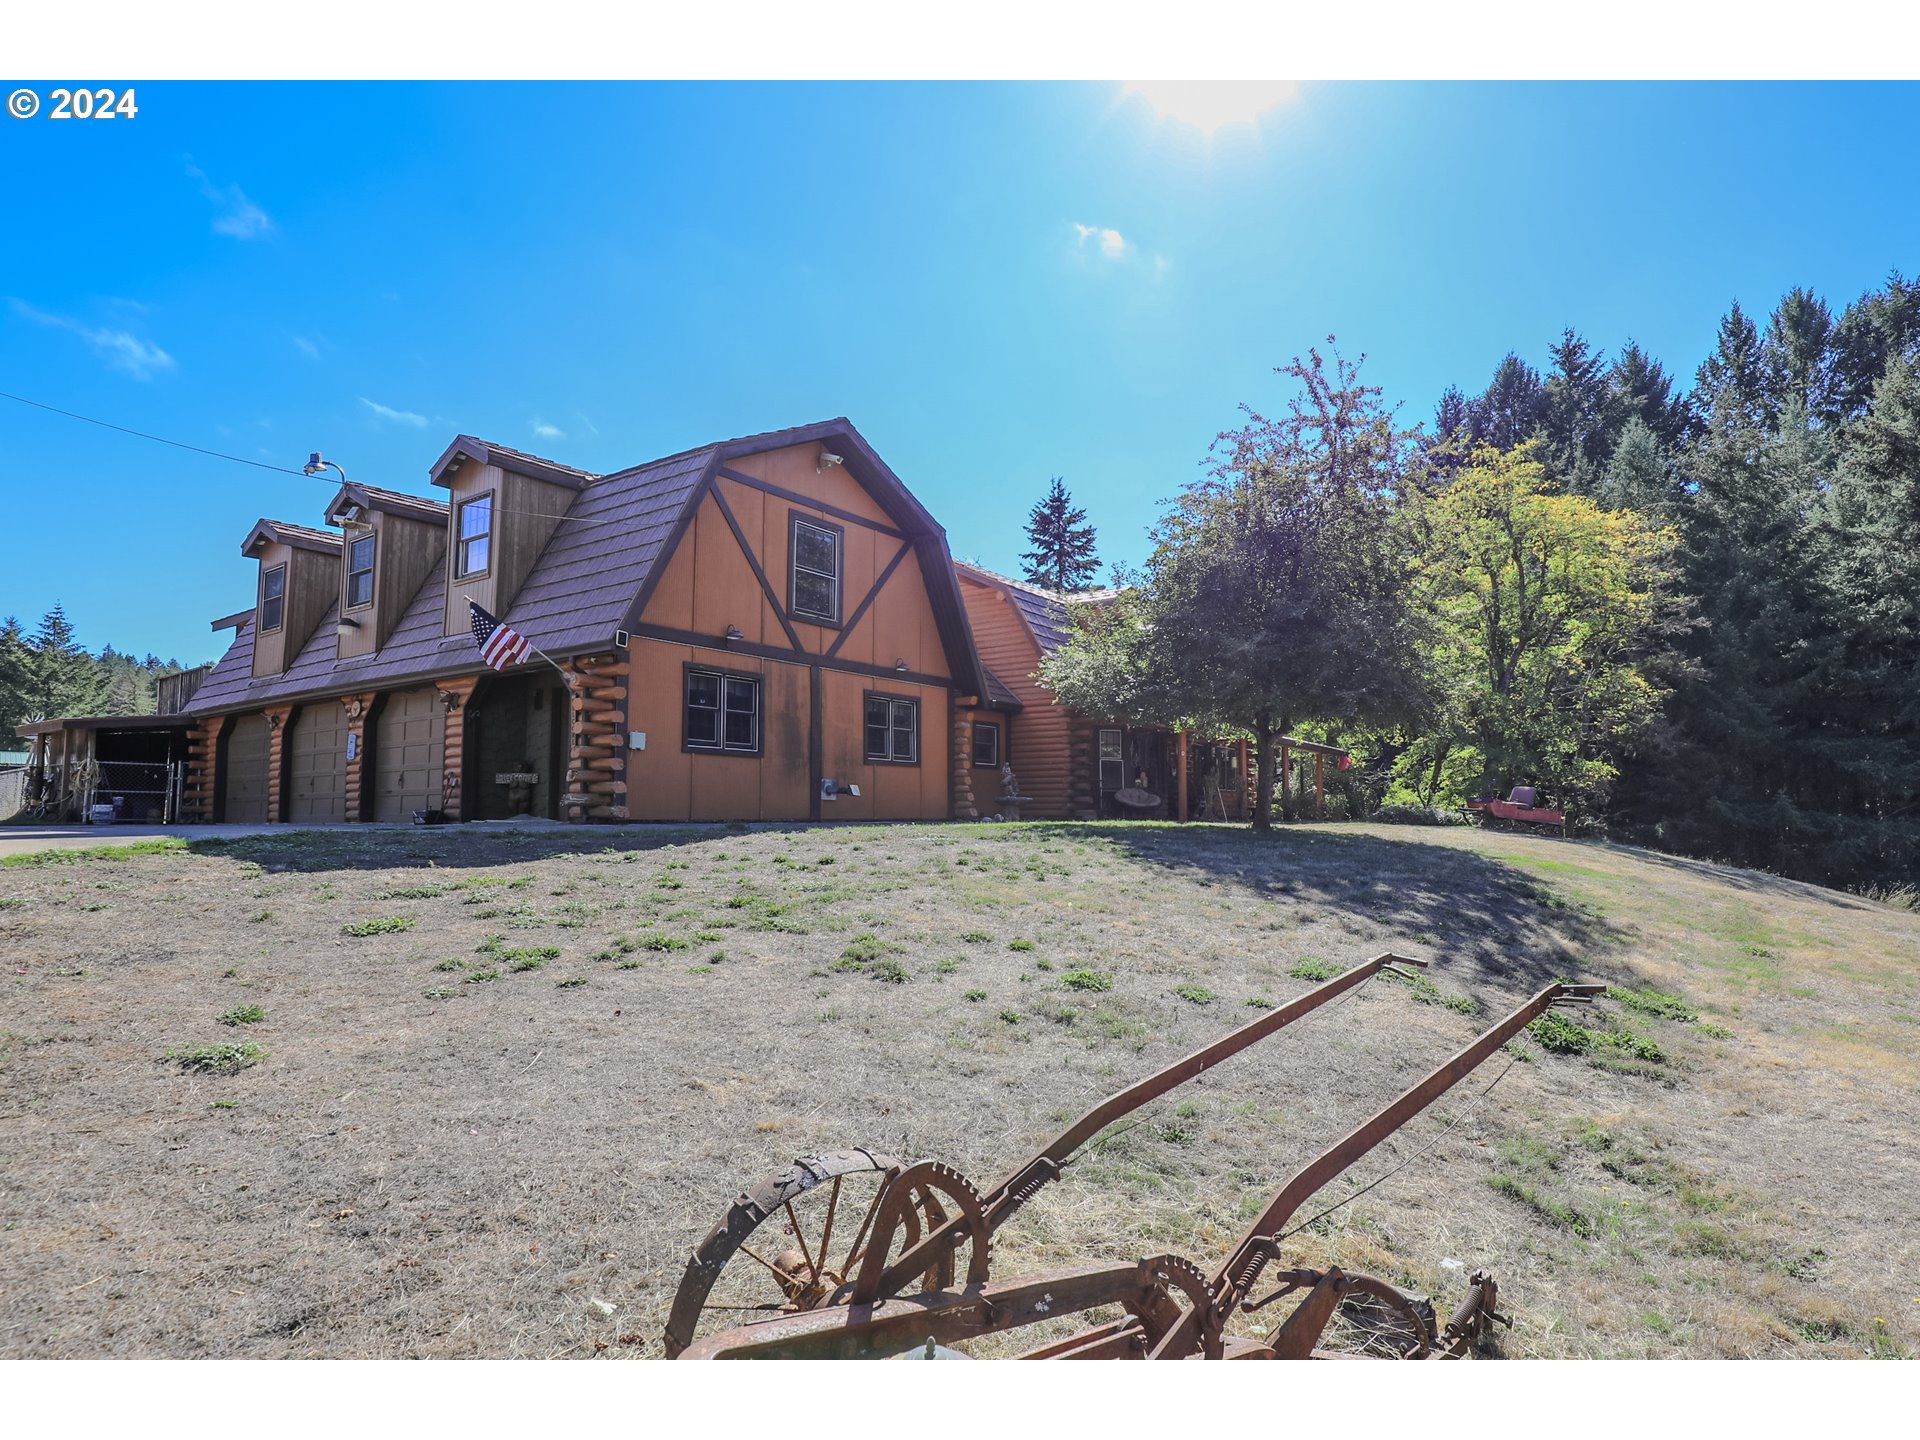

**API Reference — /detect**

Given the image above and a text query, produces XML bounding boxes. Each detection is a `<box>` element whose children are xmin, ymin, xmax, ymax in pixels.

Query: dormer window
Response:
<box><xmin>789</xmin><ymin>515</ymin><xmax>842</xmax><ymax>624</ymax></box>
<box><xmin>260</xmin><ymin>564</ymin><xmax>286</xmax><ymax>632</ymax></box>
<box><xmin>345</xmin><ymin>533</ymin><xmax>375</xmax><ymax>609</ymax></box>
<box><xmin>456</xmin><ymin>493</ymin><xmax>492</xmax><ymax>578</ymax></box>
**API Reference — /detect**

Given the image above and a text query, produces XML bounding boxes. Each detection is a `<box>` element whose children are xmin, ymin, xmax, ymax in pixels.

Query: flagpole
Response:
<box><xmin>465</xmin><ymin>594</ymin><xmax>578</xmax><ymax>689</ymax></box>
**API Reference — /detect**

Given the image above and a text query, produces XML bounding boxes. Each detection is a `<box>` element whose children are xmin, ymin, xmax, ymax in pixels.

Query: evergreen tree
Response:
<box><xmin>1605</xmin><ymin>341</ymin><xmax>1683</xmax><ymax>447</ymax></box>
<box><xmin>1598</xmin><ymin>418</ymin><xmax>1675</xmax><ymax>515</ymax></box>
<box><xmin>1467</xmin><ymin>354</ymin><xmax>1546</xmax><ymax>449</ymax></box>
<box><xmin>1541</xmin><ymin>328</ymin><xmax>1610</xmax><ymax>491</ymax></box>
<box><xmin>1828</xmin><ymin>272</ymin><xmax>1920</xmax><ymax>420</ymax></box>
<box><xmin>1762</xmin><ymin>287</ymin><xmax>1838</xmax><ymax>423</ymax></box>
<box><xmin>28</xmin><ymin>604</ymin><xmax>104</xmax><ymax>718</ymax></box>
<box><xmin>0</xmin><ymin>616</ymin><xmax>31</xmax><ymax>734</ymax></box>
<box><xmin>1019</xmin><ymin>477</ymin><xmax>1101</xmax><ymax>592</ymax></box>
<box><xmin>1692</xmin><ymin>302</ymin><xmax>1771</xmax><ymax>440</ymax></box>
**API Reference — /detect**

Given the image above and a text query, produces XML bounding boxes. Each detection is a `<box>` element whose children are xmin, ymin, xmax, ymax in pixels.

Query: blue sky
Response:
<box><xmin>4</xmin><ymin>80</ymin><xmax>1918</xmax><ymax>663</ymax></box>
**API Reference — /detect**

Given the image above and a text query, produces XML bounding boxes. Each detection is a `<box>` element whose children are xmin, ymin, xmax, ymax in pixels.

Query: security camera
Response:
<box><xmin>817</xmin><ymin>450</ymin><xmax>845</xmax><ymax>472</ymax></box>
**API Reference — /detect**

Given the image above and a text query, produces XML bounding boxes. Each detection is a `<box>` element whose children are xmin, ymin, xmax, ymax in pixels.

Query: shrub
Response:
<box><xmin>1367</xmin><ymin>804</ymin><xmax>1468</xmax><ymax>827</ymax></box>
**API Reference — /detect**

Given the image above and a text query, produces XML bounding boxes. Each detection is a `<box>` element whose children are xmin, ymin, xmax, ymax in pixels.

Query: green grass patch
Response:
<box><xmin>556</xmin><ymin>976</ymin><xmax>588</xmax><ymax>988</ymax></box>
<box><xmin>1172</xmin><ymin>983</ymin><xmax>1215</xmax><ymax>1006</ymax></box>
<box><xmin>166</xmin><ymin>1041</ymin><xmax>265</xmax><ymax>1075</ymax></box>
<box><xmin>1608</xmin><ymin>985</ymin><xmax>1698</xmax><ymax>1023</ymax></box>
<box><xmin>1061</xmin><ymin>969</ymin><xmax>1114</xmax><ymax>992</ymax></box>
<box><xmin>341</xmin><ymin>916</ymin><xmax>414</xmax><ymax>937</ymax></box>
<box><xmin>964</xmin><ymin>988</ymin><xmax>988</xmax><ymax>1002</ymax></box>
<box><xmin>1288</xmin><ymin>957</ymin><xmax>1343</xmax><ymax>982</ymax></box>
<box><xmin>960</xmin><ymin>930</ymin><xmax>991</xmax><ymax>944</ymax></box>
<box><xmin>215</xmin><ymin>1005</ymin><xmax>265</xmax><ymax>1027</ymax></box>
<box><xmin>464</xmin><ymin>969</ymin><xmax>499</xmax><ymax>984</ymax></box>
<box><xmin>2</xmin><ymin>837</ymin><xmax>187</xmax><ymax>869</ymax></box>
<box><xmin>1008</xmin><ymin>939</ymin><xmax>1035</xmax><ymax>952</ymax></box>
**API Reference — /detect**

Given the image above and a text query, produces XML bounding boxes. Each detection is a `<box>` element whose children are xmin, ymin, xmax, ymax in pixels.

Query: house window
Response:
<box><xmin>345</xmin><ymin>533</ymin><xmax>376</xmax><ymax>610</ymax></box>
<box><xmin>685</xmin><ymin>668</ymin><xmax>761</xmax><ymax>754</ymax></box>
<box><xmin>789</xmin><ymin>515</ymin><xmax>842</xmax><ymax>624</ymax></box>
<box><xmin>971</xmin><ymin>722</ymin><xmax>999</xmax><ymax>769</ymax></box>
<box><xmin>456</xmin><ymin>493</ymin><xmax>492</xmax><ymax>578</ymax></box>
<box><xmin>1098</xmin><ymin>728</ymin><xmax>1124</xmax><ymax>795</ymax></box>
<box><xmin>866</xmin><ymin>693</ymin><xmax>918</xmax><ymax>765</ymax></box>
<box><xmin>260</xmin><ymin>564</ymin><xmax>286</xmax><ymax>633</ymax></box>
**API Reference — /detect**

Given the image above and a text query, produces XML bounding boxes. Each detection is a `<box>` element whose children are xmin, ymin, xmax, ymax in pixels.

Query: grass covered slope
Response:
<box><xmin>0</xmin><ymin>820</ymin><xmax>1914</xmax><ymax>1359</ymax></box>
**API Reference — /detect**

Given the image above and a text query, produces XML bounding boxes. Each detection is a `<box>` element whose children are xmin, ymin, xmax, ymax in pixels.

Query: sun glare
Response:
<box><xmin>1121</xmin><ymin>80</ymin><xmax>1298</xmax><ymax>133</ymax></box>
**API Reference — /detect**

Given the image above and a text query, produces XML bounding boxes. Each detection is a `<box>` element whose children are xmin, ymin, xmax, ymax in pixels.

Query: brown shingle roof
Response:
<box><xmin>241</xmin><ymin>519</ymin><xmax>343</xmax><ymax>557</ymax></box>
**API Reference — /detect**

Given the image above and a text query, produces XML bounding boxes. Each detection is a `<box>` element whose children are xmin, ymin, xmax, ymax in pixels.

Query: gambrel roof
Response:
<box><xmin>190</xmin><ymin>419</ymin><xmax>987</xmax><ymax>714</ymax></box>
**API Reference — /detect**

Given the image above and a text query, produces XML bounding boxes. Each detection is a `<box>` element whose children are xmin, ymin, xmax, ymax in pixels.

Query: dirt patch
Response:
<box><xmin>1</xmin><ymin>821</ymin><xmax>1914</xmax><ymax>1358</ymax></box>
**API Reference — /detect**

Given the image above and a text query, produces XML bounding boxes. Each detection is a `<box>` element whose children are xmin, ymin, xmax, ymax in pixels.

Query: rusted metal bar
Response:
<box><xmin>679</xmin><ymin>1262</ymin><xmax>1148</xmax><ymax>1360</ymax></box>
<box><xmin>1133</xmin><ymin>979</ymin><xmax>1606</xmax><ymax>1358</ymax></box>
<box><xmin>867</xmin><ymin>953</ymin><xmax>1421</xmax><ymax>1299</ymax></box>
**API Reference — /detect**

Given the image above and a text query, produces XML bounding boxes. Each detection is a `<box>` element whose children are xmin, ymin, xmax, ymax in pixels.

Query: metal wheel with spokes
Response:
<box><xmin>663</xmin><ymin>1148</ymin><xmax>970</xmax><ymax>1358</ymax></box>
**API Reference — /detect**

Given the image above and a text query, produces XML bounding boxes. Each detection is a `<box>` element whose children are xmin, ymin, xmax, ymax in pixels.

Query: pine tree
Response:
<box><xmin>1762</xmin><ymin>287</ymin><xmax>1837</xmax><ymax>422</ymax></box>
<box><xmin>1019</xmin><ymin>477</ymin><xmax>1100</xmax><ymax>592</ymax></box>
<box><xmin>1692</xmin><ymin>302</ymin><xmax>1771</xmax><ymax>440</ymax></box>
<box><xmin>1467</xmin><ymin>354</ymin><xmax>1546</xmax><ymax>449</ymax></box>
<box><xmin>29</xmin><ymin>604</ymin><xmax>103</xmax><ymax>718</ymax></box>
<box><xmin>1605</xmin><ymin>341</ymin><xmax>1683</xmax><ymax>447</ymax></box>
<box><xmin>1598</xmin><ymin>418</ymin><xmax>1674</xmax><ymax>514</ymax></box>
<box><xmin>1541</xmin><ymin>328</ymin><xmax>1610</xmax><ymax>491</ymax></box>
<box><xmin>0</xmin><ymin>616</ymin><xmax>31</xmax><ymax>733</ymax></box>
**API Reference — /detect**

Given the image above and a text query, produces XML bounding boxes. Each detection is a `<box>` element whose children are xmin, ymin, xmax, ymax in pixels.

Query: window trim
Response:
<box><xmin>259</xmin><ymin>563</ymin><xmax>287</xmax><ymax>634</ymax></box>
<box><xmin>787</xmin><ymin>512</ymin><xmax>844</xmax><ymax>627</ymax></box>
<box><xmin>864</xmin><ymin>689</ymin><xmax>920</xmax><ymax>767</ymax></box>
<box><xmin>1097</xmin><ymin>727</ymin><xmax>1125</xmax><ymax>795</ymax></box>
<box><xmin>682</xmin><ymin>662</ymin><xmax>764</xmax><ymax>758</ymax></box>
<box><xmin>344</xmin><ymin>530</ymin><xmax>377</xmax><ymax>612</ymax></box>
<box><xmin>971</xmin><ymin>721</ymin><xmax>1000</xmax><ymax>769</ymax></box>
<box><xmin>454</xmin><ymin>490</ymin><xmax>494</xmax><ymax>581</ymax></box>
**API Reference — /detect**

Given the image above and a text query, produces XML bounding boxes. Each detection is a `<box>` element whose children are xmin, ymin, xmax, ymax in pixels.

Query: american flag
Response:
<box><xmin>468</xmin><ymin>599</ymin><xmax>532</xmax><ymax>671</ymax></box>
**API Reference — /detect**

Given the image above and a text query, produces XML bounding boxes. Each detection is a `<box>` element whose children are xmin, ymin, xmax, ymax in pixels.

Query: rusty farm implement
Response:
<box><xmin>664</xmin><ymin>953</ymin><xmax>1603</xmax><ymax>1360</ymax></box>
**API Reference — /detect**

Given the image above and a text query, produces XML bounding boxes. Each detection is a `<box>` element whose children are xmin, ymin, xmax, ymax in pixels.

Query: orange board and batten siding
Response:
<box><xmin>956</xmin><ymin>570</ymin><xmax>1075</xmax><ymax>819</ymax></box>
<box><xmin>628</xmin><ymin>441</ymin><xmax>957</xmax><ymax>822</ymax></box>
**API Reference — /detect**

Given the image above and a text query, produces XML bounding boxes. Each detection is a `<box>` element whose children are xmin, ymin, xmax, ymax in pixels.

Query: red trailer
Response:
<box><xmin>1464</xmin><ymin>786</ymin><xmax>1565</xmax><ymax>834</ymax></box>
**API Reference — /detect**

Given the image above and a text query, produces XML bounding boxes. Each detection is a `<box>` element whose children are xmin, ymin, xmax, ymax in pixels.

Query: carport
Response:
<box><xmin>13</xmin><ymin>715</ymin><xmax>194</xmax><ymax>824</ymax></box>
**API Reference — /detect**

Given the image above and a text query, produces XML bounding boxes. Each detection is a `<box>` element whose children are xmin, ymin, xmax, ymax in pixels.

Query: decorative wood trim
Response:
<box><xmin>715</xmin><ymin>466</ymin><xmax>908</xmax><ymax>539</ymax></box>
<box><xmin>825</xmin><ymin>540</ymin><xmax>910</xmax><ymax>660</ymax></box>
<box><xmin>808</xmin><ymin>665</ymin><xmax>823</xmax><ymax>822</ymax></box>
<box><xmin>621</xmin><ymin>450</ymin><xmax>722</xmax><ymax>633</ymax></box>
<box><xmin>707</xmin><ymin>479</ymin><xmax>805</xmax><ymax>651</ymax></box>
<box><xmin>626</xmin><ymin>622</ymin><xmax>955</xmax><ymax>690</ymax></box>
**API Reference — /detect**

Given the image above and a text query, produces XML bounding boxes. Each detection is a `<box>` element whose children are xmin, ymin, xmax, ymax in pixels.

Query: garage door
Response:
<box><xmin>287</xmin><ymin>700</ymin><xmax>348</xmax><ymax>825</ymax></box>
<box><xmin>221</xmin><ymin>714</ymin><xmax>271</xmax><ymax>823</ymax></box>
<box><xmin>373</xmin><ymin>687</ymin><xmax>445</xmax><ymax>822</ymax></box>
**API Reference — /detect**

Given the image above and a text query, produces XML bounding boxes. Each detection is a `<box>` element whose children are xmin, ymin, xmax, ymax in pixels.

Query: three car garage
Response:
<box><xmin>215</xmin><ymin>688</ymin><xmax>446</xmax><ymax>824</ymax></box>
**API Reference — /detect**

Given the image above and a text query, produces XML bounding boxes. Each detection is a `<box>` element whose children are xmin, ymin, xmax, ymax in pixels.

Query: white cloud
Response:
<box><xmin>185</xmin><ymin>160</ymin><xmax>273</xmax><ymax>239</ymax></box>
<box><xmin>11</xmin><ymin>299</ymin><xmax>175</xmax><ymax>380</ymax></box>
<box><xmin>531</xmin><ymin>419</ymin><xmax>564</xmax><ymax>440</ymax></box>
<box><xmin>573</xmin><ymin>411</ymin><xmax>600</xmax><ymax>439</ymax></box>
<box><xmin>360</xmin><ymin>397</ymin><xmax>428</xmax><ymax>427</ymax></box>
<box><xmin>292</xmin><ymin>335</ymin><xmax>320</xmax><ymax>360</ymax></box>
<box><xmin>1073</xmin><ymin>223</ymin><xmax>1127</xmax><ymax>259</ymax></box>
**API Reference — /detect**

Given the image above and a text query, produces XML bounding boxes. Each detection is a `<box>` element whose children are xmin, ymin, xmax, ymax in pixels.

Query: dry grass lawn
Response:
<box><xmin>1</xmin><ymin>819</ymin><xmax>1915</xmax><ymax>1359</ymax></box>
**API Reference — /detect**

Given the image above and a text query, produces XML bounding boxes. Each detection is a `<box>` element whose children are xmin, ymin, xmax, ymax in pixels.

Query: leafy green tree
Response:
<box><xmin>1043</xmin><ymin>345</ymin><xmax>1433</xmax><ymax>830</ymax></box>
<box><xmin>1409</xmin><ymin>443</ymin><xmax>1679</xmax><ymax>817</ymax></box>
<box><xmin>1019</xmin><ymin>477</ymin><xmax>1101</xmax><ymax>592</ymax></box>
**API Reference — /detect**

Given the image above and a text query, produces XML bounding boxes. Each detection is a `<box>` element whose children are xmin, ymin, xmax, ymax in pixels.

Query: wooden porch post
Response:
<box><xmin>1175</xmin><ymin>730</ymin><xmax>1189</xmax><ymax>823</ymax></box>
<box><xmin>1315</xmin><ymin>750</ymin><xmax>1324</xmax><ymax>819</ymax></box>
<box><xmin>1236</xmin><ymin>738</ymin><xmax>1250</xmax><ymax>820</ymax></box>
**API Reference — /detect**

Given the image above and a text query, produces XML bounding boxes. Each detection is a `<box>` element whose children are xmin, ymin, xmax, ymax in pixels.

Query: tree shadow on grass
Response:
<box><xmin>184</xmin><ymin>822</ymin><xmax>805</xmax><ymax>874</ymax></box>
<box><xmin>1039</xmin><ymin>821</ymin><xmax>1628</xmax><ymax>992</ymax></box>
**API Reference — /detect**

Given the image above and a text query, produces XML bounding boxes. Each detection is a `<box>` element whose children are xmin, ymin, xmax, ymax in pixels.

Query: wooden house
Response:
<box><xmin>181</xmin><ymin>420</ymin><xmax>1014</xmax><ymax>826</ymax></box>
<box><xmin>954</xmin><ymin>563</ymin><xmax>1348</xmax><ymax>820</ymax></box>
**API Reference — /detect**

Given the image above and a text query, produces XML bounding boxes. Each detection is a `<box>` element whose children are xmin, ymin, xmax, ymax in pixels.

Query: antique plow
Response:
<box><xmin>665</xmin><ymin>953</ymin><xmax>1602</xmax><ymax>1360</ymax></box>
